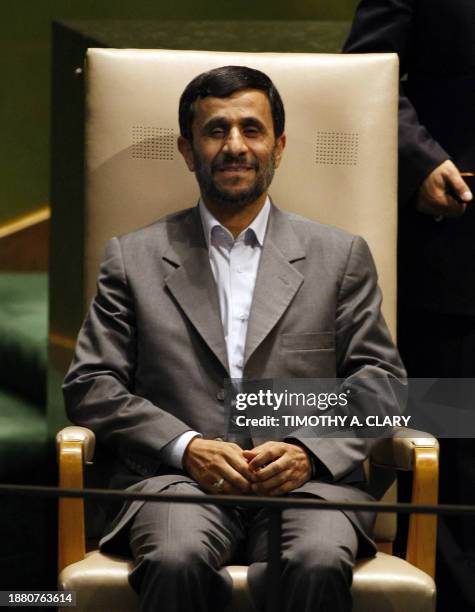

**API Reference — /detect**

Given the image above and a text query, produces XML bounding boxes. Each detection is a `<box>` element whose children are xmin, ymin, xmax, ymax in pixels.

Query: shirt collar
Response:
<box><xmin>199</xmin><ymin>197</ymin><xmax>271</xmax><ymax>248</ymax></box>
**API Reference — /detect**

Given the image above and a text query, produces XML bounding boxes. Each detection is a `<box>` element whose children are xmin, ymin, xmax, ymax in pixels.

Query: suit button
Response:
<box><xmin>216</xmin><ymin>389</ymin><xmax>225</xmax><ymax>401</ymax></box>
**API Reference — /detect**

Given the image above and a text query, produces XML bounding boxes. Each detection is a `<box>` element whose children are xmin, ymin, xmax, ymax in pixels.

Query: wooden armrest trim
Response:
<box><xmin>406</xmin><ymin>446</ymin><xmax>439</xmax><ymax>578</ymax></box>
<box><xmin>58</xmin><ymin>438</ymin><xmax>87</xmax><ymax>572</ymax></box>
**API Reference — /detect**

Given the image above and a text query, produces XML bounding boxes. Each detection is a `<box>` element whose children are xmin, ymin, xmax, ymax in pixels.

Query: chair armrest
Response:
<box><xmin>371</xmin><ymin>427</ymin><xmax>438</xmax><ymax>471</ymax></box>
<box><xmin>371</xmin><ymin>428</ymin><xmax>439</xmax><ymax>579</ymax></box>
<box><xmin>56</xmin><ymin>426</ymin><xmax>96</xmax><ymax>572</ymax></box>
<box><xmin>56</xmin><ymin>426</ymin><xmax>96</xmax><ymax>463</ymax></box>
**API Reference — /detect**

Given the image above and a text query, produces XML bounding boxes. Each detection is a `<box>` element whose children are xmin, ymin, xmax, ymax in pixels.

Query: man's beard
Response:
<box><xmin>193</xmin><ymin>148</ymin><xmax>277</xmax><ymax>210</ymax></box>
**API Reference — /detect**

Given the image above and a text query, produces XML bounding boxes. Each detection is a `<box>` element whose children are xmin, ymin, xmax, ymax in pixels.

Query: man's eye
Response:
<box><xmin>244</xmin><ymin>127</ymin><xmax>260</xmax><ymax>136</ymax></box>
<box><xmin>210</xmin><ymin>128</ymin><xmax>225</xmax><ymax>137</ymax></box>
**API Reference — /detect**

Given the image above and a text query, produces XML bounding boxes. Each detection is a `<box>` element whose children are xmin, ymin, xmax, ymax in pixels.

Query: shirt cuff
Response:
<box><xmin>159</xmin><ymin>430</ymin><xmax>202</xmax><ymax>470</ymax></box>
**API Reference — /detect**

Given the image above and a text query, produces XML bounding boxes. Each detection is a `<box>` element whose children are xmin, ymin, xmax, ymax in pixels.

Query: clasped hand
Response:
<box><xmin>183</xmin><ymin>438</ymin><xmax>312</xmax><ymax>496</ymax></box>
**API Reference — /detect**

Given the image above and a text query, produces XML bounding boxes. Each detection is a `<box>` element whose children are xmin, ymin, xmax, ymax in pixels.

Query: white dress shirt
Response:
<box><xmin>159</xmin><ymin>198</ymin><xmax>271</xmax><ymax>469</ymax></box>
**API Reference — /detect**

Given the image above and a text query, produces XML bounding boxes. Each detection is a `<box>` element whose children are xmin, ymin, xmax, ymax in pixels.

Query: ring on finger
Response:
<box><xmin>211</xmin><ymin>477</ymin><xmax>225</xmax><ymax>493</ymax></box>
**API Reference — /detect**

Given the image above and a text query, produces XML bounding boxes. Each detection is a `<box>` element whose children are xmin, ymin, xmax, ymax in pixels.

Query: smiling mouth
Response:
<box><xmin>216</xmin><ymin>165</ymin><xmax>254</xmax><ymax>172</ymax></box>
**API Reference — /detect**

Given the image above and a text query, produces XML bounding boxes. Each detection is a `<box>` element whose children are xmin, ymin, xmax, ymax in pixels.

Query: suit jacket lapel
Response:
<box><xmin>244</xmin><ymin>205</ymin><xmax>306</xmax><ymax>365</ymax></box>
<box><xmin>163</xmin><ymin>207</ymin><xmax>229</xmax><ymax>373</ymax></box>
<box><xmin>162</xmin><ymin>204</ymin><xmax>306</xmax><ymax>374</ymax></box>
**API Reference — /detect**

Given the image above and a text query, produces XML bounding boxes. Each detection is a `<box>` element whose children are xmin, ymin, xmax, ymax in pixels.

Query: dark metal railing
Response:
<box><xmin>2</xmin><ymin>483</ymin><xmax>475</xmax><ymax>612</ymax></box>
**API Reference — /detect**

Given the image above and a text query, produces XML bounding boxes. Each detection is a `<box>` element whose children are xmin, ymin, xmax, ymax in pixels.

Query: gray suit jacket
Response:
<box><xmin>63</xmin><ymin>203</ymin><xmax>405</xmax><ymax>555</ymax></box>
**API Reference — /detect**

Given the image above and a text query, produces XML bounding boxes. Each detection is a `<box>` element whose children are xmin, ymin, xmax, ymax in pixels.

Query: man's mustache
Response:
<box><xmin>212</xmin><ymin>155</ymin><xmax>259</xmax><ymax>173</ymax></box>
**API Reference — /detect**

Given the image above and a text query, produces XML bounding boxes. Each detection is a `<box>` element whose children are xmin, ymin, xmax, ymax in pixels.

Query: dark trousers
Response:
<box><xmin>398</xmin><ymin>307</ymin><xmax>475</xmax><ymax>610</ymax></box>
<box><xmin>127</xmin><ymin>482</ymin><xmax>358</xmax><ymax>612</ymax></box>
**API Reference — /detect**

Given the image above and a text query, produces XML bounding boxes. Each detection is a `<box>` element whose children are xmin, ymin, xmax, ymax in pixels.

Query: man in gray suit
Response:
<box><xmin>63</xmin><ymin>65</ymin><xmax>405</xmax><ymax>612</ymax></box>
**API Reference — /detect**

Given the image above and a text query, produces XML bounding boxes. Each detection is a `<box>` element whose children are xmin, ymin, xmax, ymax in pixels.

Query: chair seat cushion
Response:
<box><xmin>352</xmin><ymin>552</ymin><xmax>436</xmax><ymax>612</ymax></box>
<box><xmin>59</xmin><ymin>550</ymin><xmax>435</xmax><ymax>612</ymax></box>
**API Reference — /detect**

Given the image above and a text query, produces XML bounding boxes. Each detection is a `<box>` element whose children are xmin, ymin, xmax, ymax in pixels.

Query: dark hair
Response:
<box><xmin>179</xmin><ymin>65</ymin><xmax>285</xmax><ymax>141</ymax></box>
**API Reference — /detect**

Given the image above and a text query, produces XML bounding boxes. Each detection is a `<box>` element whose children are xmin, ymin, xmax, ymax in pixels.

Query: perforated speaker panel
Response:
<box><xmin>132</xmin><ymin>126</ymin><xmax>175</xmax><ymax>160</ymax></box>
<box><xmin>315</xmin><ymin>131</ymin><xmax>359</xmax><ymax>166</ymax></box>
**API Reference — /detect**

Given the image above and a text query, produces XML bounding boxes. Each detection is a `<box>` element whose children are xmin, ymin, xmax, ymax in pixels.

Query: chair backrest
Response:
<box><xmin>83</xmin><ymin>48</ymin><xmax>398</xmax><ymax>333</ymax></box>
<box><xmin>59</xmin><ymin>47</ymin><xmax>399</xmax><ymax>542</ymax></box>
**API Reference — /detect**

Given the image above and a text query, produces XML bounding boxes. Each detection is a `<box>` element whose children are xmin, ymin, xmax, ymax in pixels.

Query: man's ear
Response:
<box><xmin>273</xmin><ymin>133</ymin><xmax>286</xmax><ymax>169</ymax></box>
<box><xmin>177</xmin><ymin>136</ymin><xmax>195</xmax><ymax>172</ymax></box>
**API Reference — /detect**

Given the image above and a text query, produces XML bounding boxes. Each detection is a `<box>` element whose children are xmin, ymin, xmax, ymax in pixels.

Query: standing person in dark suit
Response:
<box><xmin>344</xmin><ymin>1</ymin><xmax>475</xmax><ymax>608</ymax></box>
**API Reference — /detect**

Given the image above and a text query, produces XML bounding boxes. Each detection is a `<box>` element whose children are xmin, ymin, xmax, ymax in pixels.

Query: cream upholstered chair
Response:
<box><xmin>56</xmin><ymin>48</ymin><xmax>438</xmax><ymax>611</ymax></box>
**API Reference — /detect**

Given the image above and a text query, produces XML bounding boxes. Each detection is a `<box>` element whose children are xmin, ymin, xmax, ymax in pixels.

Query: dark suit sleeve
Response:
<box><xmin>343</xmin><ymin>0</ymin><xmax>449</xmax><ymax>205</ymax></box>
<box><xmin>62</xmin><ymin>237</ymin><xmax>193</xmax><ymax>463</ymax></box>
<box><xmin>290</xmin><ymin>236</ymin><xmax>406</xmax><ymax>482</ymax></box>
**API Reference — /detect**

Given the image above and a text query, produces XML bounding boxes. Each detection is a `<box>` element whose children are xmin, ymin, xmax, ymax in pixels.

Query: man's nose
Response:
<box><xmin>223</xmin><ymin>127</ymin><xmax>248</xmax><ymax>155</ymax></box>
